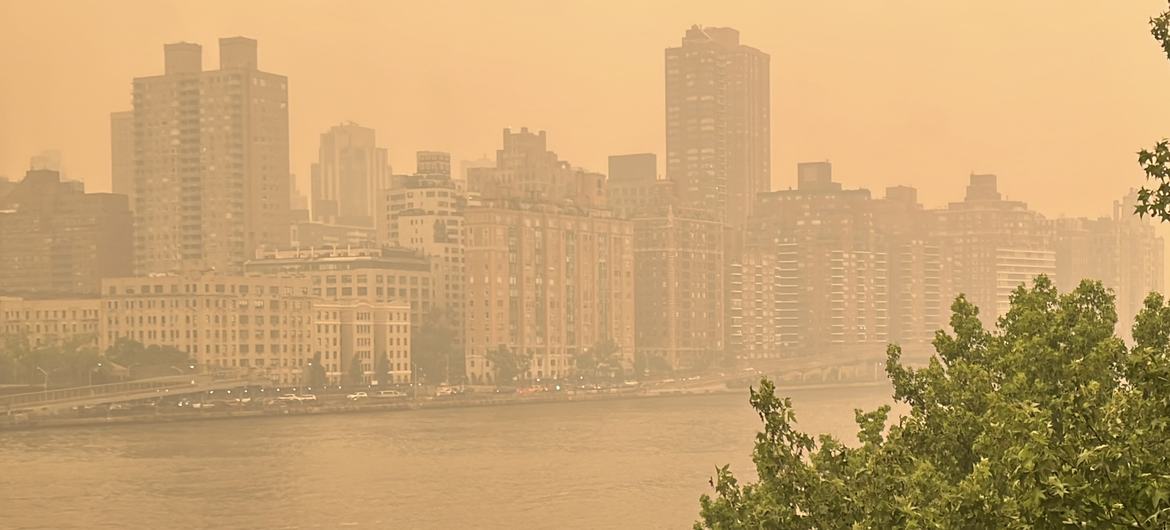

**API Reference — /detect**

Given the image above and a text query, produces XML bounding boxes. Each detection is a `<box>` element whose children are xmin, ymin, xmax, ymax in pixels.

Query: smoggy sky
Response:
<box><xmin>2</xmin><ymin>0</ymin><xmax>1169</xmax><ymax>219</ymax></box>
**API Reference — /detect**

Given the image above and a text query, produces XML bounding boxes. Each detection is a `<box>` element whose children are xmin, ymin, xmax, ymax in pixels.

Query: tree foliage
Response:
<box><xmin>1135</xmin><ymin>3</ymin><xmax>1170</xmax><ymax>221</ymax></box>
<box><xmin>0</xmin><ymin>333</ymin><xmax>101</xmax><ymax>387</ymax></box>
<box><xmin>487</xmin><ymin>344</ymin><xmax>531</xmax><ymax>384</ymax></box>
<box><xmin>104</xmin><ymin>337</ymin><xmax>189</xmax><ymax>371</ymax></box>
<box><xmin>575</xmin><ymin>338</ymin><xmax>622</xmax><ymax>380</ymax></box>
<box><xmin>696</xmin><ymin>277</ymin><xmax>1170</xmax><ymax>528</ymax></box>
<box><xmin>304</xmin><ymin>351</ymin><xmax>327</xmax><ymax>388</ymax></box>
<box><xmin>411</xmin><ymin>308</ymin><xmax>459</xmax><ymax>384</ymax></box>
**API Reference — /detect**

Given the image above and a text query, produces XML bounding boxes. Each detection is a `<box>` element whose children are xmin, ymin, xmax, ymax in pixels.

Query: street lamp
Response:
<box><xmin>35</xmin><ymin>366</ymin><xmax>48</xmax><ymax>391</ymax></box>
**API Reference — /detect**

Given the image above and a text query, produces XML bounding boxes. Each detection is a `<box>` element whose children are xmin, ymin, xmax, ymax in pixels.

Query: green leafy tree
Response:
<box><xmin>1136</xmin><ymin>3</ymin><xmax>1170</xmax><ymax>221</ymax></box>
<box><xmin>697</xmin><ymin>277</ymin><xmax>1170</xmax><ymax>529</ymax></box>
<box><xmin>487</xmin><ymin>344</ymin><xmax>531</xmax><ymax>384</ymax></box>
<box><xmin>411</xmin><ymin>308</ymin><xmax>459</xmax><ymax>384</ymax></box>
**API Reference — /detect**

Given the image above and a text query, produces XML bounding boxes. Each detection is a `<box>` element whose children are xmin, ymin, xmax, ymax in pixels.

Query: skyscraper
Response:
<box><xmin>310</xmin><ymin>122</ymin><xmax>391</xmax><ymax>227</ymax></box>
<box><xmin>131</xmin><ymin>37</ymin><xmax>290</xmax><ymax>274</ymax></box>
<box><xmin>0</xmin><ymin>170</ymin><xmax>133</xmax><ymax>296</ymax></box>
<box><xmin>665</xmin><ymin>26</ymin><xmax>770</xmax><ymax>227</ymax></box>
<box><xmin>109</xmin><ymin>111</ymin><xmax>134</xmax><ymax>209</ymax></box>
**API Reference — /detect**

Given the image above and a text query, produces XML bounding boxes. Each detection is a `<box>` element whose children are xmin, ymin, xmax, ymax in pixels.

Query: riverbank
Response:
<box><xmin>0</xmin><ymin>379</ymin><xmax>891</xmax><ymax>432</ymax></box>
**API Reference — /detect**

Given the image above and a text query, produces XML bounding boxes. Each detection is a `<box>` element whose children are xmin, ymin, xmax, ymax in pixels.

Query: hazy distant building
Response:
<box><xmin>29</xmin><ymin>150</ymin><xmax>62</xmax><ymax>173</ymax></box>
<box><xmin>131</xmin><ymin>37</ymin><xmax>291</xmax><ymax>275</ymax></box>
<box><xmin>607</xmin><ymin>153</ymin><xmax>673</xmax><ymax>218</ymax></box>
<box><xmin>870</xmin><ymin>186</ymin><xmax>944</xmax><ymax>351</ymax></box>
<box><xmin>468</xmin><ymin>128</ymin><xmax>607</xmax><ymax>208</ymax></box>
<box><xmin>932</xmin><ymin>174</ymin><xmax>1056</xmax><ymax>324</ymax></box>
<box><xmin>665</xmin><ymin>26</ymin><xmax>770</xmax><ymax>227</ymax></box>
<box><xmin>109</xmin><ymin>111</ymin><xmax>135</xmax><ymax>208</ymax></box>
<box><xmin>290</xmin><ymin>221</ymin><xmax>377</xmax><ymax>249</ymax></box>
<box><xmin>1055</xmin><ymin>190</ymin><xmax>1164</xmax><ymax>335</ymax></box>
<box><xmin>310</xmin><ymin>122</ymin><xmax>391</xmax><ymax>227</ymax></box>
<box><xmin>244</xmin><ymin>246</ymin><xmax>434</xmax><ymax>329</ymax></box>
<box><xmin>99</xmin><ymin>274</ymin><xmax>313</xmax><ymax>385</ymax></box>
<box><xmin>381</xmin><ymin>176</ymin><xmax>466</xmax><ymax>337</ymax></box>
<box><xmin>464</xmin><ymin>201</ymin><xmax>635</xmax><ymax>383</ymax></box>
<box><xmin>634</xmin><ymin>207</ymin><xmax>724</xmax><ymax>370</ymax></box>
<box><xmin>750</xmin><ymin>163</ymin><xmax>888</xmax><ymax>357</ymax></box>
<box><xmin>416</xmin><ymin>151</ymin><xmax>451</xmax><ymax>180</ymax></box>
<box><xmin>0</xmin><ymin>296</ymin><xmax>101</xmax><ymax>349</ymax></box>
<box><xmin>0</xmin><ymin>170</ymin><xmax>133</xmax><ymax>296</ymax></box>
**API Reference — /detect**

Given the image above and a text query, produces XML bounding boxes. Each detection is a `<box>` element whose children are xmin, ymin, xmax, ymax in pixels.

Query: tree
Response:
<box><xmin>343</xmin><ymin>355</ymin><xmax>365</xmax><ymax>387</ymax></box>
<box><xmin>575</xmin><ymin>339</ymin><xmax>622</xmax><ymax>380</ymax></box>
<box><xmin>1136</xmin><ymin>4</ymin><xmax>1170</xmax><ymax>221</ymax></box>
<box><xmin>487</xmin><ymin>344</ymin><xmax>531</xmax><ymax>384</ymax></box>
<box><xmin>374</xmin><ymin>353</ymin><xmax>390</xmax><ymax>385</ymax></box>
<box><xmin>104</xmin><ymin>337</ymin><xmax>190</xmax><ymax>377</ymax></box>
<box><xmin>304</xmin><ymin>351</ymin><xmax>327</xmax><ymax>389</ymax></box>
<box><xmin>697</xmin><ymin>277</ymin><xmax>1170</xmax><ymax>528</ymax></box>
<box><xmin>411</xmin><ymin>308</ymin><xmax>459</xmax><ymax>384</ymax></box>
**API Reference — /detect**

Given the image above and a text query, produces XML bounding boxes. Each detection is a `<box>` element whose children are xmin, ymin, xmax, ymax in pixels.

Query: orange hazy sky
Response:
<box><xmin>2</xmin><ymin>0</ymin><xmax>1169</xmax><ymax>219</ymax></box>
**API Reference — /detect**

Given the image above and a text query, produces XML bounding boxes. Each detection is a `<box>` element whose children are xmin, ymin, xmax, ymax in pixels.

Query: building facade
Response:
<box><xmin>99</xmin><ymin>274</ymin><xmax>313</xmax><ymax>384</ymax></box>
<box><xmin>109</xmin><ymin>110</ymin><xmax>135</xmax><ymax>209</ymax></box>
<box><xmin>0</xmin><ymin>170</ymin><xmax>133</xmax><ymax>296</ymax></box>
<box><xmin>313</xmin><ymin>301</ymin><xmax>411</xmax><ymax>385</ymax></box>
<box><xmin>931</xmin><ymin>174</ymin><xmax>1056</xmax><ymax>325</ymax></box>
<box><xmin>0</xmin><ymin>297</ymin><xmax>101</xmax><ymax>348</ymax></box>
<box><xmin>634</xmin><ymin>207</ymin><xmax>724</xmax><ymax>370</ymax></box>
<box><xmin>244</xmin><ymin>246</ymin><xmax>434</xmax><ymax>329</ymax></box>
<box><xmin>665</xmin><ymin>26</ymin><xmax>770</xmax><ymax>227</ymax></box>
<box><xmin>131</xmin><ymin>37</ymin><xmax>290</xmax><ymax>275</ymax></box>
<box><xmin>310</xmin><ymin>122</ymin><xmax>391</xmax><ymax>227</ymax></box>
<box><xmin>464</xmin><ymin>201</ymin><xmax>635</xmax><ymax>383</ymax></box>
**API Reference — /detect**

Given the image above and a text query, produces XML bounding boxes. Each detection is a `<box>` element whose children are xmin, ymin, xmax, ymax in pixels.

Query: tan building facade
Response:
<box><xmin>0</xmin><ymin>297</ymin><xmax>101</xmax><ymax>348</ymax></box>
<box><xmin>99</xmin><ymin>274</ymin><xmax>313</xmax><ymax>384</ymax></box>
<box><xmin>313</xmin><ymin>301</ymin><xmax>411</xmax><ymax>385</ymax></box>
<box><xmin>464</xmin><ymin>201</ymin><xmax>635</xmax><ymax>383</ymax></box>
<box><xmin>131</xmin><ymin>38</ymin><xmax>290</xmax><ymax>275</ymax></box>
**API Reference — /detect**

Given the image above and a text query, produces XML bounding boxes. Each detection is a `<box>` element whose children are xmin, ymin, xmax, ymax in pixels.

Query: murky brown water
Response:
<box><xmin>0</xmin><ymin>384</ymin><xmax>898</xmax><ymax>529</ymax></box>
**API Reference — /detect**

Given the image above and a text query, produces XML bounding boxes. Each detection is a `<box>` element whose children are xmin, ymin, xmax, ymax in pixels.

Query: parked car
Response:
<box><xmin>435</xmin><ymin>386</ymin><xmax>460</xmax><ymax>397</ymax></box>
<box><xmin>346</xmin><ymin>392</ymin><xmax>369</xmax><ymax>400</ymax></box>
<box><xmin>376</xmin><ymin>390</ymin><xmax>406</xmax><ymax>399</ymax></box>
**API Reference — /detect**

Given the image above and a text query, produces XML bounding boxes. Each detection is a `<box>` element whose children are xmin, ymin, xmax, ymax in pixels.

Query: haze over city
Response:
<box><xmin>3</xmin><ymin>0</ymin><xmax>1169</xmax><ymax>218</ymax></box>
<box><xmin>5</xmin><ymin>1</ymin><xmax>1170</xmax><ymax>528</ymax></box>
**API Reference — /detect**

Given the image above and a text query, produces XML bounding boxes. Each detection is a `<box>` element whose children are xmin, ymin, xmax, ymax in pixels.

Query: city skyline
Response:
<box><xmin>2</xmin><ymin>1</ymin><xmax>1169</xmax><ymax>221</ymax></box>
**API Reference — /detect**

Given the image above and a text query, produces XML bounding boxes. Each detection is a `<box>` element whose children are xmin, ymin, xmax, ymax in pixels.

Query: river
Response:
<box><xmin>0</xmin><ymin>384</ymin><xmax>900</xmax><ymax>529</ymax></box>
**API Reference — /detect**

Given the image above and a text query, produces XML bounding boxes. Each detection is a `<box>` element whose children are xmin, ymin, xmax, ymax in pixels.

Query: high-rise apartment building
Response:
<box><xmin>131</xmin><ymin>37</ymin><xmax>290</xmax><ymax>275</ymax></box>
<box><xmin>750</xmin><ymin>163</ymin><xmax>889</xmax><ymax>358</ymax></box>
<box><xmin>464</xmin><ymin>201</ymin><xmax>635</xmax><ymax>383</ymax></box>
<box><xmin>99</xmin><ymin>274</ymin><xmax>313</xmax><ymax>384</ymax></box>
<box><xmin>381</xmin><ymin>176</ymin><xmax>466</xmax><ymax>329</ymax></box>
<box><xmin>1055</xmin><ymin>190</ymin><xmax>1164</xmax><ymax>335</ymax></box>
<box><xmin>468</xmin><ymin>128</ymin><xmax>607</xmax><ymax>208</ymax></box>
<box><xmin>607</xmin><ymin>153</ymin><xmax>673</xmax><ymax>218</ymax></box>
<box><xmin>634</xmin><ymin>207</ymin><xmax>725</xmax><ymax>370</ymax></box>
<box><xmin>310</xmin><ymin>123</ymin><xmax>391</xmax><ymax>227</ymax></box>
<box><xmin>109</xmin><ymin>110</ymin><xmax>135</xmax><ymax>208</ymax></box>
<box><xmin>0</xmin><ymin>170</ymin><xmax>133</xmax><ymax>296</ymax></box>
<box><xmin>931</xmin><ymin>174</ymin><xmax>1056</xmax><ymax>324</ymax></box>
<box><xmin>665</xmin><ymin>26</ymin><xmax>770</xmax><ymax>227</ymax></box>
